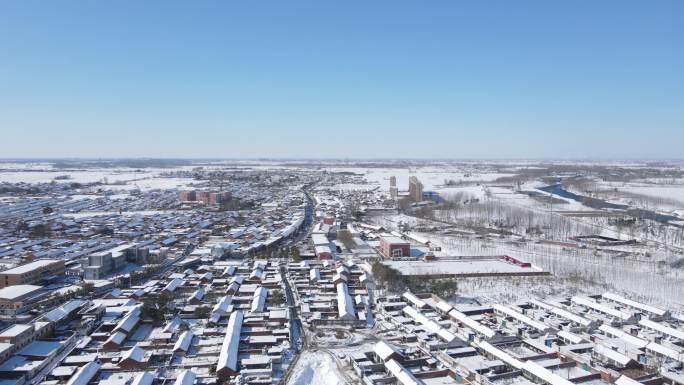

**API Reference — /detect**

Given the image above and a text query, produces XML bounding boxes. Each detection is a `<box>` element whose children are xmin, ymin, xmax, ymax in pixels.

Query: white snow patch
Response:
<box><xmin>287</xmin><ymin>351</ymin><xmax>345</xmax><ymax>385</ymax></box>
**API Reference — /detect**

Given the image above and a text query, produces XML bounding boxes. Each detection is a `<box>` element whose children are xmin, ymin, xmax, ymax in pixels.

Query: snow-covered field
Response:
<box><xmin>372</xmin><ymin>213</ymin><xmax>684</xmax><ymax>310</ymax></box>
<box><xmin>383</xmin><ymin>259</ymin><xmax>539</xmax><ymax>275</ymax></box>
<box><xmin>332</xmin><ymin>183</ymin><xmax>378</xmax><ymax>192</ymax></box>
<box><xmin>321</xmin><ymin>166</ymin><xmax>515</xmax><ymax>191</ymax></box>
<box><xmin>287</xmin><ymin>351</ymin><xmax>346</xmax><ymax>385</ymax></box>
<box><xmin>565</xmin><ymin>179</ymin><xmax>684</xmax><ymax>214</ymax></box>
<box><xmin>454</xmin><ymin>276</ymin><xmax>598</xmax><ymax>304</ymax></box>
<box><xmin>0</xmin><ymin>166</ymin><xmax>197</xmax><ymax>194</ymax></box>
<box><xmin>439</xmin><ymin>234</ymin><xmax>684</xmax><ymax>309</ymax></box>
<box><xmin>0</xmin><ymin>169</ymin><xmax>156</xmax><ymax>184</ymax></box>
<box><xmin>94</xmin><ymin>177</ymin><xmax>196</xmax><ymax>191</ymax></box>
<box><xmin>621</xmin><ymin>185</ymin><xmax>684</xmax><ymax>203</ymax></box>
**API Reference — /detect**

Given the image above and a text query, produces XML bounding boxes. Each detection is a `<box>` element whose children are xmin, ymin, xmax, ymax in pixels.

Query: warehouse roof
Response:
<box><xmin>18</xmin><ymin>340</ymin><xmax>62</xmax><ymax>357</ymax></box>
<box><xmin>0</xmin><ymin>259</ymin><xmax>61</xmax><ymax>275</ymax></box>
<box><xmin>0</xmin><ymin>285</ymin><xmax>42</xmax><ymax>300</ymax></box>
<box><xmin>0</xmin><ymin>324</ymin><xmax>32</xmax><ymax>338</ymax></box>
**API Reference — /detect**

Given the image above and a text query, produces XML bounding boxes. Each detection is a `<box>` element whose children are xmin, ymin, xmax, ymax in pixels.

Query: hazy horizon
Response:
<box><xmin>2</xmin><ymin>157</ymin><xmax>684</xmax><ymax>164</ymax></box>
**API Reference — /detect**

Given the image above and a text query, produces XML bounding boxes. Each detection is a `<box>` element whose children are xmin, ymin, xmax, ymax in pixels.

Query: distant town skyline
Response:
<box><xmin>1</xmin><ymin>1</ymin><xmax>682</xmax><ymax>159</ymax></box>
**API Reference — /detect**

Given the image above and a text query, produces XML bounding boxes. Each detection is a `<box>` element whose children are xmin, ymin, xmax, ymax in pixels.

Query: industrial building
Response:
<box><xmin>0</xmin><ymin>285</ymin><xmax>44</xmax><ymax>316</ymax></box>
<box><xmin>0</xmin><ymin>259</ymin><xmax>65</xmax><ymax>288</ymax></box>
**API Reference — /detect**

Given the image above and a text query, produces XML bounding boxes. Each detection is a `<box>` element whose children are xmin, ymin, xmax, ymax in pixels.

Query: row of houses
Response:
<box><xmin>0</xmin><ymin>256</ymin><xmax>297</xmax><ymax>385</ymax></box>
<box><xmin>287</xmin><ymin>259</ymin><xmax>371</xmax><ymax>326</ymax></box>
<box><xmin>365</xmin><ymin>291</ymin><xmax>684</xmax><ymax>385</ymax></box>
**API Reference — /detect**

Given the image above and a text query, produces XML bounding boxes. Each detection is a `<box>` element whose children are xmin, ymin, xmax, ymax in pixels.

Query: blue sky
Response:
<box><xmin>1</xmin><ymin>1</ymin><xmax>682</xmax><ymax>159</ymax></box>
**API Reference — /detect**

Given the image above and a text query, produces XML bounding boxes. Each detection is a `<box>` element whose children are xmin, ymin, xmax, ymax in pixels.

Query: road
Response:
<box><xmin>281</xmin><ymin>182</ymin><xmax>373</xmax><ymax>385</ymax></box>
<box><xmin>280</xmin><ymin>265</ymin><xmax>306</xmax><ymax>351</ymax></box>
<box><xmin>278</xmin><ymin>184</ymin><xmax>315</xmax><ymax>352</ymax></box>
<box><xmin>279</xmin><ymin>262</ymin><xmax>308</xmax><ymax>385</ymax></box>
<box><xmin>280</xmin><ymin>185</ymin><xmax>316</xmax><ymax>248</ymax></box>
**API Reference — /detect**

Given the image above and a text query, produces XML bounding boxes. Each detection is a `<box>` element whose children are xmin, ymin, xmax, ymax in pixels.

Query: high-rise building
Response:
<box><xmin>194</xmin><ymin>191</ymin><xmax>207</xmax><ymax>203</ymax></box>
<box><xmin>189</xmin><ymin>190</ymin><xmax>232</xmax><ymax>205</ymax></box>
<box><xmin>408</xmin><ymin>176</ymin><xmax>423</xmax><ymax>202</ymax></box>
<box><xmin>389</xmin><ymin>176</ymin><xmax>398</xmax><ymax>199</ymax></box>
<box><xmin>180</xmin><ymin>190</ymin><xmax>197</xmax><ymax>202</ymax></box>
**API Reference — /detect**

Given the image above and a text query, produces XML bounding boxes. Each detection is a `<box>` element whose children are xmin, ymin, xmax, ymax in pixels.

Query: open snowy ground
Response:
<box><xmin>0</xmin><ymin>166</ymin><xmax>197</xmax><ymax>193</ymax></box>
<box><xmin>0</xmin><ymin>169</ymin><xmax>156</xmax><ymax>184</ymax></box>
<box><xmin>383</xmin><ymin>259</ymin><xmax>539</xmax><ymax>275</ymax></box>
<box><xmin>287</xmin><ymin>351</ymin><xmax>346</xmax><ymax>385</ymax></box>
<box><xmin>454</xmin><ymin>275</ymin><xmax>601</xmax><ymax>305</ymax></box>
<box><xmin>622</xmin><ymin>185</ymin><xmax>684</xmax><ymax>202</ymax></box>
<box><xmin>93</xmin><ymin>177</ymin><xmax>196</xmax><ymax>191</ymax></box>
<box><xmin>565</xmin><ymin>179</ymin><xmax>684</xmax><ymax>214</ymax></box>
<box><xmin>371</xmin><ymin>213</ymin><xmax>684</xmax><ymax>310</ymax></box>
<box><xmin>319</xmin><ymin>166</ymin><xmax>515</xmax><ymax>191</ymax></box>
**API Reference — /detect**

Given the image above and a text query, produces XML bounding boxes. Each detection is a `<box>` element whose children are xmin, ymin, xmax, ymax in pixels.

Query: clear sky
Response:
<box><xmin>1</xmin><ymin>1</ymin><xmax>682</xmax><ymax>159</ymax></box>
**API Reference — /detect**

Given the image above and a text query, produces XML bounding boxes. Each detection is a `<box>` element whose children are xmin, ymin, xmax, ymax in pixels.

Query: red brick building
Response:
<box><xmin>179</xmin><ymin>190</ymin><xmax>196</xmax><ymax>201</ymax></box>
<box><xmin>180</xmin><ymin>190</ymin><xmax>231</xmax><ymax>205</ymax></box>
<box><xmin>379</xmin><ymin>236</ymin><xmax>410</xmax><ymax>259</ymax></box>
